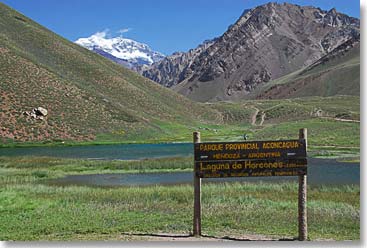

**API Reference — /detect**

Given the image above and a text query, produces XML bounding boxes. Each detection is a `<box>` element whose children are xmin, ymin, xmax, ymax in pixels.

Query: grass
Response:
<box><xmin>0</xmin><ymin>156</ymin><xmax>193</xmax><ymax>180</ymax></box>
<box><xmin>0</xmin><ymin>156</ymin><xmax>360</xmax><ymax>241</ymax></box>
<box><xmin>253</xmin><ymin>119</ymin><xmax>359</xmax><ymax>147</ymax></box>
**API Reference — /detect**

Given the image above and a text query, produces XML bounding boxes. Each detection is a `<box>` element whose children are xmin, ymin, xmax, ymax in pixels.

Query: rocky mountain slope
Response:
<box><xmin>138</xmin><ymin>39</ymin><xmax>216</xmax><ymax>87</ymax></box>
<box><xmin>253</xmin><ymin>35</ymin><xmax>360</xmax><ymax>99</ymax></box>
<box><xmin>140</xmin><ymin>2</ymin><xmax>360</xmax><ymax>102</ymax></box>
<box><xmin>75</xmin><ymin>32</ymin><xmax>164</xmax><ymax>69</ymax></box>
<box><xmin>0</xmin><ymin>3</ymin><xmax>217</xmax><ymax>144</ymax></box>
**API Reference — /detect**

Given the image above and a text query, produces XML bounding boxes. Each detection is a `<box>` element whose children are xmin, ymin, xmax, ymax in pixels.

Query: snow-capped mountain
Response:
<box><xmin>75</xmin><ymin>32</ymin><xmax>165</xmax><ymax>69</ymax></box>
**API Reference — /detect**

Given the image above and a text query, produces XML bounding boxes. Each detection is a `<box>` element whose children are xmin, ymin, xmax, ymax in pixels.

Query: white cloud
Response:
<box><xmin>93</xmin><ymin>29</ymin><xmax>110</xmax><ymax>38</ymax></box>
<box><xmin>85</xmin><ymin>28</ymin><xmax>132</xmax><ymax>39</ymax></box>
<box><xmin>117</xmin><ymin>28</ymin><xmax>132</xmax><ymax>36</ymax></box>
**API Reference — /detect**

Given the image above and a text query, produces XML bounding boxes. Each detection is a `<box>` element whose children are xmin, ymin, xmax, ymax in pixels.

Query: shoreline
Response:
<box><xmin>0</xmin><ymin>143</ymin><xmax>360</xmax><ymax>162</ymax></box>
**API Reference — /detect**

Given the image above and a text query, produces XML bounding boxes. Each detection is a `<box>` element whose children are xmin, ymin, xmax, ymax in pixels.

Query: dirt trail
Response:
<box><xmin>259</xmin><ymin>111</ymin><xmax>266</xmax><ymax>126</ymax></box>
<box><xmin>250</xmin><ymin>106</ymin><xmax>259</xmax><ymax>125</ymax></box>
<box><xmin>320</xmin><ymin>117</ymin><xmax>360</xmax><ymax>123</ymax></box>
<box><xmin>250</xmin><ymin>106</ymin><xmax>265</xmax><ymax>126</ymax></box>
<box><xmin>214</xmin><ymin>109</ymin><xmax>225</xmax><ymax>123</ymax></box>
<box><xmin>117</xmin><ymin>232</ymin><xmax>290</xmax><ymax>241</ymax></box>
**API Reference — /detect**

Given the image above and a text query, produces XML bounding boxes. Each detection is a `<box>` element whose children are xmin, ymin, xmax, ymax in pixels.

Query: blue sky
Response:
<box><xmin>2</xmin><ymin>0</ymin><xmax>360</xmax><ymax>55</ymax></box>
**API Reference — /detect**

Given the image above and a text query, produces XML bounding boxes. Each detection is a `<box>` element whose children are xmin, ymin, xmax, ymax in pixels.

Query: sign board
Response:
<box><xmin>196</xmin><ymin>158</ymin><xmax>307</xmax><ymax>178</ymax></box>
<box><xmin>194</xmin><ymin>139</ymin><xmax>307</xmax><ymax>178</ymax></box>
<box><xmin>192</xmin><ymin>130</ymin><xmax>308</xmax><ymax>240</ymax></box>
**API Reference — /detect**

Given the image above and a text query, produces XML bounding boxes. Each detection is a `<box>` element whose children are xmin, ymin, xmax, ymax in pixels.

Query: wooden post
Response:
<box><xmin>193</xmin><ymin>131</ymin><xmax>201</xmax><ymax>236</ymax></box>
<box><xmin>298</xmin><ymin>128</ymin><xmax>308</xmax><ymax>241</ymax></box>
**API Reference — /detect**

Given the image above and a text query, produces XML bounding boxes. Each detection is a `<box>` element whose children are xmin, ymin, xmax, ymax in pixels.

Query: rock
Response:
<box><xmin>34</xmin><ymin>107</ymin><xmax>48</xmax><ymax>116</ymax></box>
<box><xmin>24</xmin><ymin>107</ymin><xmax>48</xmax><ymax>120</ymax></box>
<box><xmin>312</xmin><ymin>108</ymin><xmax>323</xmax><ymax>117</ymax></box>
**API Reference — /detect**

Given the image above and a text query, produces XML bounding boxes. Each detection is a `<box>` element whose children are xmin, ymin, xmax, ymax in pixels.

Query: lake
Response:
<box><xmin>0</xmin><ymin>143</ymin><xmax>359</xmax><ymax>187</ymax></box>
<box><xmin>0</xmin><ymin>143</ymin><xmax>193</xmax><ymax>160</ymax></box>
<box><xmin>45</xmin><ymin>158</ymin><xmax>359</xmax><ymax>187</ymax></box>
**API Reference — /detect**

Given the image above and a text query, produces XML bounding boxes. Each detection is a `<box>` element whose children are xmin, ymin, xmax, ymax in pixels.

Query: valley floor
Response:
<box><xmin>0</xmin><ymin>157</ymin><xmax>359</xmax><ymax>241</ymax></box>
<box><xmin>1</xmin><ymin>96</ymin><xmax>360</xmax><ymax>162</ymax></box>
<box><xmin>0</xmin><ymin>95</ymin><xmax>360</xmax><ymax>181</ymax></box>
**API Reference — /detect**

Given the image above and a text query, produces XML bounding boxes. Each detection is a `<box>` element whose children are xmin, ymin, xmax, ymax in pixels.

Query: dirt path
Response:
<box><xmin>320</xmin><ymin>117</ymin><xmax>360</xmax><ymax>123</ymax></box>
<box><xmin>35</xmin><ymin>66</ymin><xmax>40</xmax><ymax>75</ymax></box>
<box><xmin>214</xmin><ymin>109</ymin><xmax>225</xmax><ymax>123</ymax></box>
<box><xmin>259</xmin><ymin>111</ymin><xmax>266</xmax><ymax>126</ymax></box>
<box><xmin>250</xmin><ymin>106</ymin><xmax>260</xmax><ymax>125</ymax></box>
<box><xmin>250</xmin><ymin>106</ymin><xmax>265</xmax><ymax>126</ymax></box>
<box><xmin>311</xmin><ymin>145</ymin><xmax>359</xmax><ymax>149</ymax></box>
<box><xmin>117</xmin><ymin>232</ymin><xmax>290</xmax><ymax>241</ymax></box>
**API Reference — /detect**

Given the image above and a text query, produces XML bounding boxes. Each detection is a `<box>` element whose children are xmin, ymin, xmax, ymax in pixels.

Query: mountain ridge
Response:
<box><xmin>137</xmin><ymin>38</ymin><xmax>217</xmax><ymax>87</ymax></box>
<box><xmin>140</xmin><ymin>2</ymin><xmax>359</xmax><ymax>102</ymax></box>
<box><xmin>253</xmin><ymin>35</ymin><xmax>360</xmax><ymax>99</ymax></box>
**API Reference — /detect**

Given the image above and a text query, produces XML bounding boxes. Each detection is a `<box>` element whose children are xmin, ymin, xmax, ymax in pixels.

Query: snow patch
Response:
<box><xmin>75</xmin><ymin>31</ymin><xmax>164</xmax><ymax>66</ymax></box>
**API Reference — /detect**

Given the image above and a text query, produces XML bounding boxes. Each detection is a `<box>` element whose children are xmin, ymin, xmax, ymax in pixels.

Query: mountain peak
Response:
<box><xmin>139</xmin><ymin>2</ymin><xmax>359</xmax><ymax>102</ymax></box>
<box><xmin>328</xmin><ymin>7</ymin><xmax>338</xmax><ymax>14</ymax></box>
<box><xmin>75</xmin><ymin>33</ymin><xmax>164</xmax><ymax>68</ymax></box>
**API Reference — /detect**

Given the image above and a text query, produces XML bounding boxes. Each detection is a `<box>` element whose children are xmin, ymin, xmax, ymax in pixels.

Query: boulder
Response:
<box><xmin>34</xmin><ymin>107</ymin><xmax>48</xmax><ymax>116</ymax></box>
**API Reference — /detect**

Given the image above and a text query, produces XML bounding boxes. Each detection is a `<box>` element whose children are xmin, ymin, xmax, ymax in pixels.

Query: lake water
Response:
<box><xmin>0</xmin><ymin>143</ymin><xmax>193</xmax><ymax>160</ymax></box>
<box><xmin>45</xmin><ymin>158</ymin><xmax>359</xmax><ymax>187</ymax></box>
<box><xmin>0</xmin><ymin>143</ymin><xmax>359</xmax><ymax>187</ymax></box>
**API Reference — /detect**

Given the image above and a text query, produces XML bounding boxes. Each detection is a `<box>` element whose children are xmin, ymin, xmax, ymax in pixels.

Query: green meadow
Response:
<box><xmin>0</xmin><ymin>156</ymin><xmax>359</xmax><ymax>241</ymax></box>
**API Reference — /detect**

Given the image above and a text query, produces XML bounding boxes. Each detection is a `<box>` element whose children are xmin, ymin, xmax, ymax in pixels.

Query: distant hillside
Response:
<box><xmin>138</xmin><ymin>39</ymin><xmax>216</xmax><ymax>87</ymax></box>
<box><xmin>0</xmin><ymin>3</ymin><xmax>217</xmax><ymax>144</ymax></box>
<box><xmin>253</xmin><ymin>35</ymin><xmax>360</xmax><ymax>99</ymax></box>
<box><xmin>140</xmin><ymin>2</ymin><xmax>360</xmax><ymax>102</ymax></box>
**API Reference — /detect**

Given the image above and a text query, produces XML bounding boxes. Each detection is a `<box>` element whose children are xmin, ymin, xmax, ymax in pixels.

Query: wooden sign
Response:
<box><xmin>192</xmin><ymin>130</ymin><xmax>308</xmax><ymax>240</ymax></box>
<box><xmin>196</xmin><ymin>158</ymin><xmax>307</xmax><ymax>178</ymax></box>
<box><xmin>194</xmin><ymin>139</ymin><xmax>307</xmax><ymax>178</ymax></box>
<box><xmin>194</xmin><ymin>139</ymin><xmax>306</xmax><ymax>161</ymax></box>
